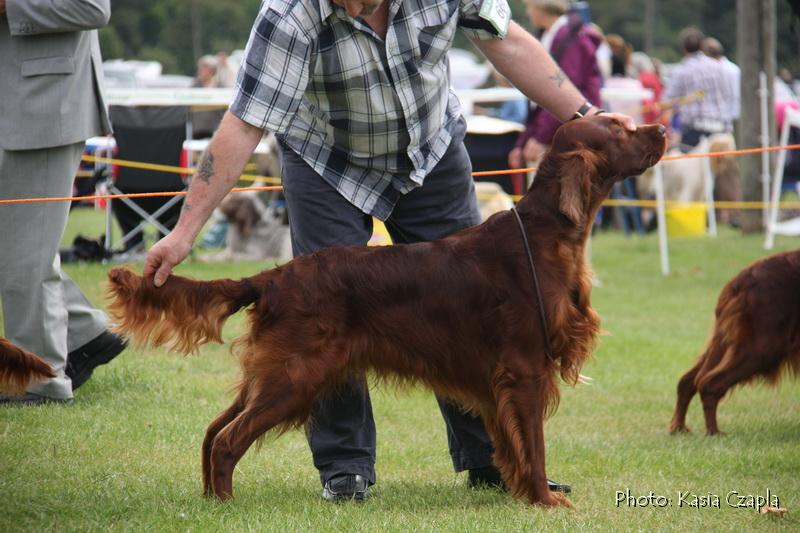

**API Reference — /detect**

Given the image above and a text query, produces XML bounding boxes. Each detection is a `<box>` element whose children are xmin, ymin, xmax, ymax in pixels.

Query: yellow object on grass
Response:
<box><xmin>666</xmin><ymin>205</ymin><xmax>706</xmax><ymax>237</ymax></box>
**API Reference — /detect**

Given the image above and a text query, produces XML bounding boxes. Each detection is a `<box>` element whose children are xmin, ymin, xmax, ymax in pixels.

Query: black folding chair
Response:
<box><xmin>105</xmin><ymin>106</ymin><xmax>189</xmax><ymax>253</ymax></box>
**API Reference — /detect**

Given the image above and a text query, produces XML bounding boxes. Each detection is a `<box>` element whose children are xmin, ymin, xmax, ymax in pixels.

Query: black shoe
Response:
<box><xmin>66</xmin><ymin>331</ymin><xmax>127</xmax><ymax>391</ymax></box>
<box><xmin>0</xmin><ymin>392</ymin><xmax>73</xmax><ymax>406</ymax></box>
<box><xmin>468</xmin><ymin>466</ymin><xmax>504</xmax><ymax>489</ymax></box>
<box><xmin>547</xmin><ymin>478</ymin><xmax>572</xmax><ymax>494</ymax></box>
<box><xmin>321</xmin><ymin>474</ymin><xmax>370</xmax><ymax>502</ymax></box>
<box><xmin>468</xmin><ymin>466</ymin><xmax>572</xmax><ymax>494</ymax></box>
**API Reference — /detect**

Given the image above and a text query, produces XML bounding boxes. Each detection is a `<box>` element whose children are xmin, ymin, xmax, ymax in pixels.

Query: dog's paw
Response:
<box><xmin>669</xmin><ymin>423</ymin><xmax>691</xmax><ymax>434</ymax></box>
<box><xmin>545</xmin><ymin>490</ymin><xmax>573</xmax><ymax>508</ymax></box>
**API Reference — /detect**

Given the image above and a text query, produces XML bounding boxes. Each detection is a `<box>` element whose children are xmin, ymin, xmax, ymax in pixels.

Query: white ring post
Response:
<box><xmin>654</xmin><ymin>162</ymin><xmax>670</xmax><ymax>275</ymax></box>
<box><xmin>702</xmin><ymin>156</ymin><xmax>718</xmax><ymax>236</ymax></box>
<box><xmin>765</xmin><ymin>117</ymin><xmax>792</xmax><ymax>249</ymax></box>
<box><xmin>759</xmin><ymin>71</ymin><xmax>771</xmax><ymax>228</ymax></box>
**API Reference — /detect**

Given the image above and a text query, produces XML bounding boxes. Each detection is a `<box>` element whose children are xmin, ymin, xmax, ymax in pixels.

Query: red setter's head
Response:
<box><xmin>525</xmin><ymin>116</ymin><xmax>667</xmax><ymax>227</ymax></box>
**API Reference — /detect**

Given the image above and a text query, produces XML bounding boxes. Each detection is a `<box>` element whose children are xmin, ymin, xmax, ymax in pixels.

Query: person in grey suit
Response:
<box><xmin>0</xmin><ymin>0</ymin><xmax>126</xmax><ymax>405</ymax></box>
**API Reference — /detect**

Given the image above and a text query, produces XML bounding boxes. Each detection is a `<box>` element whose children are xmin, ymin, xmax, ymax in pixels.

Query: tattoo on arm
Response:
<box><xmin>196</xmin><ymin>151</ymin><xmax>215</xmax><ymax>184</ymax></box>
<box><xmin>181</xmin><ymin>200</ymin><xmax>191</xmax><ymax>214</ymax></box>
<box><xmin>549</xmin><ymin>68</ymin><xmax>567</xmax><ymax>88</ymax></box>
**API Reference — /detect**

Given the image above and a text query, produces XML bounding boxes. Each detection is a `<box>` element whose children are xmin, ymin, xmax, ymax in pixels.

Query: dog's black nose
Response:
<box><xmin>657</xmin><ymin>124</ymin><xmax>666</xmax><ymax>137</ymax></box>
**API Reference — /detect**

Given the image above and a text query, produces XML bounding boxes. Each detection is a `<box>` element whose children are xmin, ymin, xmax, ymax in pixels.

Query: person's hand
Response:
<box><xmin>0</xmin><ymin>0</ymin><xmax>6</xmax><ymax>16</ymax></box>
<box><xmin>508</xmin><ymin>147</ymin><xmax>524</xmax><ymax>169</ymax></box>
<box><xmin>522</xmin><ymin>138</ymin><xmax>545</xmax><ymax>163</ymax></box>
<box><xmin>595</xmin><ymin>110</ymin><xmax>637</xmax><ymax>132</ymax></box>
<box><xmin>143</xmin><ymin>231</ymin><xmax>193</xmax><ymax>287</ymax></box>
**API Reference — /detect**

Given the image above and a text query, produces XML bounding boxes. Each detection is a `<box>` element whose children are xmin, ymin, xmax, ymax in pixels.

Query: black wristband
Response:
<box><xmin>570</xmin><ymin>102</ymin><xmax>593</xmax><ymax>121</ymax></box>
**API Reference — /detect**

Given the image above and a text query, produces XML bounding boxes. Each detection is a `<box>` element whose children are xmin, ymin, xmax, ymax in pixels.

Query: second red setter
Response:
<box><xmin>670</xmin><ymin>250</ymin><xmax>800</xmax><ymax>435</ymax></box>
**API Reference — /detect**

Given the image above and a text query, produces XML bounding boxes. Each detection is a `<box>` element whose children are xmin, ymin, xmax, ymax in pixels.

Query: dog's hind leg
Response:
<box><xmin>208</xmin><ymin>348</ymin><xmax>347</xmax><ymax>500</ymax></box>
<box><xmin>670</xmin><ymin>359</ymin><xmax>705</xmax><ymax>434</ymax></box>
<box><xmin>202</xmin><ymin>389</ymin><xmax>247</xmax><ymax>496</ymax></box>
<box><xmin>697</xmin><ymin>345</ymin><xmax>766</xmax><ymax>435</ymax></box>
<box><xmin>671</xmin><ymin>329</ymin><xmax>729</xmax><ymax>434</ymax></box>
<box><xmin>490</xmin><ymin>364</ymin><xmax>571</xmax><ymax>507</ymax></box>
<box><xmin>208</xmin><ymin>370</ymin><xmax>306</xmax><ymax>500</ymax></box>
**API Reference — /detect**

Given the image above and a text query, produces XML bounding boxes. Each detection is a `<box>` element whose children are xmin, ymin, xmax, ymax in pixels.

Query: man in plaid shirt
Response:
<box><xmin>146</xmin><ymin>0</ymin><xmax>634</xmax><ymax>502</ymax></box>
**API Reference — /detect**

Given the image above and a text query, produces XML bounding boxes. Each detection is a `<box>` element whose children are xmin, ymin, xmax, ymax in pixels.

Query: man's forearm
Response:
<box><xmin>473</xmin><ymin>22</ymin><xmax>589</xmax><ymax>122</ymax></box>
<box><xmin>174</xmin><ymin>112</ymin><xmax>264</xmax><ymax>241</ymax></box>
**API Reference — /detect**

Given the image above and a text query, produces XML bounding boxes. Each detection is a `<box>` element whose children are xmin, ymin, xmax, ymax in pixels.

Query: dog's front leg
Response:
<box><xmin>490</xmin><ymin>363</ymin><xmax>572</xmax><ymax>507</ymax></box>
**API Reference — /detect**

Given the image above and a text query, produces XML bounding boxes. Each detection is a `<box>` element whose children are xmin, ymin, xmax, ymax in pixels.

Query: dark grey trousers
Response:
<box><xmin>279</xmin><ymin>121</ymin><xmax>495</xmax><ymax>486</ymax></box>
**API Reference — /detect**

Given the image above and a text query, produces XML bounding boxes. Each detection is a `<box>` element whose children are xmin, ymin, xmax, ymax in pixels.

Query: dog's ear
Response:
<box><xmin>559</xmin><ymin>149</ymin><xmax>601</xmax><ymax>226</ymax></box>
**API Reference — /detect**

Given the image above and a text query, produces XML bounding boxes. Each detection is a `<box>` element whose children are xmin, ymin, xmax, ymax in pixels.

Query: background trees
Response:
<box><xmin>99</xmin><ymin>0</ymin><xmax>799</xmax><ymax>76</ymax></box>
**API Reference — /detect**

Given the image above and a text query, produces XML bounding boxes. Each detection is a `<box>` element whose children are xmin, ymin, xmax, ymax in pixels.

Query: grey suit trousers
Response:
<box><xmin>0</xmin><ymin>142</ymin><xmax>108</xmax><ymax>399</ymax></box>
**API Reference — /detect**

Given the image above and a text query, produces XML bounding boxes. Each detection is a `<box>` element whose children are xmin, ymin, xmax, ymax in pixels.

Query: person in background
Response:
<box><xmin>605</xmin><ymin>33</ymin><xmax>631</xmax><ymax>78</ymax></box>
<box><xmin>701</xmin><ymin>37</ymin><xmax>741</xmax><ymax>126</ymax></box>
<box><xmin>663</xmin><ymin>27</ymin><xmax>733</xmax><ymax>148</ymax></box>
<box><xmin>776</xmin><ymin>67</ymin><xmax>798</xmax><ymax>102</ymax></box>
<box><xmin>629</xmin><ymin>52</ymin><xmax>665</xmax><ymax>126</ymax></box>
<box><xmin>214</xmin><ymin>50</ymin><xmax>237</xmax><ymax>89</ymax></box>
<box><xmin>0</xmin><ymin>0</ymin><xmax>127</xmax><ymax>405</ymax></box>
<box><xmin>698</xmin><ymin>37</ymin><xmax>742</xmax><ymax>227</ymax></box>
<box><xmin>600</xmin><ymin>34</ymin><xmax>645</xmax><ymax>233</ymax></box>
<box><xmin>509</xmin><ymin>0</ymin><xmax>603</xmax><ymax>168</ymax></box>
<box><xmin>603</xmin><ymin>34</ymin><xmax>644</xmax><ymax>123</ymax></box>
<box><xmin>192</xmin><ymin>54</ymin><xmax>226</xmax><ymax>138</ymax></box>
<box><xmin>193</xmin><ymin>54</ymin><xmax>219</xmax><ymax>88</ymax></box>
<box><xmin>591</xmin><ymin>22</ymin><xmax>612</xmax><ymax>81</ymax></box>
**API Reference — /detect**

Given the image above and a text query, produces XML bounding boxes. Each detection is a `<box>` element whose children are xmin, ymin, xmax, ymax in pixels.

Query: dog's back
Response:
<box><xmin>670</xmin><ymin>250</ymin><xmax>800</xmax><ymax>434</ymax></box>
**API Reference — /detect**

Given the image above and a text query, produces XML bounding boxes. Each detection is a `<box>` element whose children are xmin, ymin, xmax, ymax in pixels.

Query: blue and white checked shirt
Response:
<box><xmin>230</xmin><ymin>0</ymin><xmax>510</xmax><ymax>219</ymax></box>
<box><xmin>663</xmin><ymin>51</ymin><xmax>737</xmax><ymax>133</ymax></box>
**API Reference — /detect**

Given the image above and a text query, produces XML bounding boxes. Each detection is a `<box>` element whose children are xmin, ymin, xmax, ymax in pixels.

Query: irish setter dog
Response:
<box><xmin>107</xmin><ymin>116</ymin><xmax>666</xmax><ymax>506</ymax></box>
<box><xmin>670</xmin><ymin>250</ymin><xmax>800</xmax><ymax>435</ymax></box>
<box><xmin>0</xmin><ymin>337</ymin><xmax>55</xmax><ymax>393</ymax></box>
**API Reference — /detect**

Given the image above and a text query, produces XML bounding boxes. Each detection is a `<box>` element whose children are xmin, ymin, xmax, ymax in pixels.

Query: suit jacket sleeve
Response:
<box><xmin>5</xmin><ymin>0</ymin><xmax>110</xmax><ymax>36</ymax></box>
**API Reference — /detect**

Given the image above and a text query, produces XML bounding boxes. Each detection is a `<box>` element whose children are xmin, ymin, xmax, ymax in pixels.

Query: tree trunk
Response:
<box><xmin>643</xmin><ymin>0</ymin><xmax>655</xmax><ymax>56</ymax></box>
<box><xmin>736</xmin><ymin>0</ymin><xmax>776</xmax><ymax>232</ymax></box>
<box><xmin>191</xmin><ymin>0</ymin><xmax>203</xmax><ymax>67</ymax></box>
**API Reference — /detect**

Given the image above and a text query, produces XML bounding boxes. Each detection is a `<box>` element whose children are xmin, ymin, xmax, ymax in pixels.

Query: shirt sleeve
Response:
<box><xmin>458</xmin><ymin>0</ymin><xmax>511</xmax><ymax>40</ymax></box>
<box><xmin>229</xmin><ymin>7</ymin><xmax>311</xmax><ymax>133</ymax></box>
<box><xmin>662</xmin><ymin>65</ymin><xmax>685</xmax><ymax>102</ymax></box>
<box><xmin>5</xmin><ymin>0</ymin><xmax>110</xmax><ymax>36</ymax></box>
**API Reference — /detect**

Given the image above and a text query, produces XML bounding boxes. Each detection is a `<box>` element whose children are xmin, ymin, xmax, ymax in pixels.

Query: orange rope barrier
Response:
<box><xmin>660</xmin><ymin>143</ymin><xmax>800</xmax><ymax>161</ymax></box>
<box><xmin>472</xmin><ymin>167</ymin><xmax>535</xmax><ymax>177</ymax></box>
<box><xmin>79</xmin><ymin>143</ymin><xmax>800</xmax><ymax>180</ymax></box>
<box><xmin>0</xmin><ymin>186</ymin><xmax>283</xmax><ymax>206</ymax></box>
<box><xmin>4</xmin><ymin>142</ymin><xmax>800</xmax><ymax>205</ymax></box>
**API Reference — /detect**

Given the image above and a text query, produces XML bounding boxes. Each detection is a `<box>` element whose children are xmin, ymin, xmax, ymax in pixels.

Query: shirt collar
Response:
<box><xmin>319</xmin><ymin>1</ymin><xmax>335</xmax><ymax>23</ymax></box>
<box><xmin>320</xmin><ymin>1</ymin><xmax>401</xmax><ymax>26</ymax></box>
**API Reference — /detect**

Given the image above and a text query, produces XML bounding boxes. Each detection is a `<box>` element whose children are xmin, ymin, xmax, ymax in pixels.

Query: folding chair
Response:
<box><xmin>463</xmin><ymin>116</ymin><xmax>525</xmax><ymax>195</ymax></box>
<box><xmin>105</xmin><ymin>106</ymin><xmax>190</xmax><ymax>254</ymax></box>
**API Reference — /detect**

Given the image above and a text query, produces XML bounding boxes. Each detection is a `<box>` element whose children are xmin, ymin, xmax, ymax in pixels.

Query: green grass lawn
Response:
<box><xmin>1</xmin><ymin>209</ymin><xmax>798</xmax><ymax>532</ymax></box>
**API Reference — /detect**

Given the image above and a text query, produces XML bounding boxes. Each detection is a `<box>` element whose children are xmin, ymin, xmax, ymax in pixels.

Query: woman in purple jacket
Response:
<box><xmin>509</xmin><ymin>0</ymin><xmax>603</xmax><ymax>168</ymax></box>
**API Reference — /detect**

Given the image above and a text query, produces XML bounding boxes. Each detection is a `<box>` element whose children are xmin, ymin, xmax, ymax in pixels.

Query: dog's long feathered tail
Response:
<box><xmin>107</xmin><ymin>267</ymin><xmax>263</xmax><ymax>354</ymax></box>
<box><xmin>0</xmin><ymin>338</ymin><xmax>56</xmax><ymax>393</ymax></box>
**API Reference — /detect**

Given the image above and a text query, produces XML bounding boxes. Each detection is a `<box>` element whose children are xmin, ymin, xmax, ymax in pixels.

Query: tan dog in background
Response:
<box><xmin>637</xmin><ymin>133</ymin><xmax>741</xmax><ymax>226</ymax></box>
